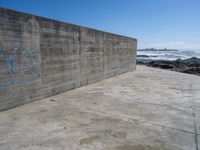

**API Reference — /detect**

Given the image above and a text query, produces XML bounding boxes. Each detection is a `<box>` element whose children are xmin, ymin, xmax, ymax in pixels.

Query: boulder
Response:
<box><xmin>137</xmin><ymin>57</ymin><xmax>200</xmax><ymax>76</ymax></box>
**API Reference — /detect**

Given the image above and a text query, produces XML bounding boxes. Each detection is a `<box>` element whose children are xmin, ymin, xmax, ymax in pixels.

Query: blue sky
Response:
<box><xmin>0</xmin><ymin>0</ymin><xmax>200</xmax><ymax>50</ymax></box>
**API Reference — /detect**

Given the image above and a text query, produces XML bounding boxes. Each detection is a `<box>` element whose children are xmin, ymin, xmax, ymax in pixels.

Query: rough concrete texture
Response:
<box><xmin>0</xmin><ymin>66</ymin><xmax>200</xmax><ymax>150</ymax></box>
<box><xmin>0</xmin><ymin>7</ymin><xmax>137</xmax><ymax>111</ymax></box>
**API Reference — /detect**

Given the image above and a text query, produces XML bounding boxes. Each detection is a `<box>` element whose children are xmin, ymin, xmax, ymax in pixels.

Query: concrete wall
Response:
<box><xmin>0</xmin><ymin>7</ymin><xmax>137</xmax><ymax>111</ymax></box>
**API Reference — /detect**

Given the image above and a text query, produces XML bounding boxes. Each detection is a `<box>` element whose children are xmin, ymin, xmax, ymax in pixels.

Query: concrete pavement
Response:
<box><xmin>0</xmin><ymin>65</ymin><xmax>200</xmax><ymax>150</ymax></box>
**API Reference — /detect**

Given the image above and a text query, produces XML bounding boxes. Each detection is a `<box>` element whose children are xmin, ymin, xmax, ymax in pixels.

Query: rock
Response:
<box><xmin>182</xmin><ymin>57</ymin><xmax>200</xmax><ymax>67</ymax></box>
<box><xmin>137</xmin><ymin>59</ymin><xmax>154</xmax><ymax>65</ymax></box>
<box><xmin>137</xmin><ymin>57</ymin><xmax>200</xmax><ymax>76</ymax></box>
<box><xmin>137</xmin><ymin>55</ymin><xmax>150</xmax><ymax>58</ymax></box>
<box><xmin>182</xmin><ymin>67</ymin><xmax>200</xmax><ymax>75</ymax></box>
<box><xmin>137</xmin><ymin>55</ymin><xmax>157</xmax><ymax>58</ymax></box>
<box><xmin>148</xmin><ymin>60</ymin><xmax>174</xmax><ymax>69</ymax></box>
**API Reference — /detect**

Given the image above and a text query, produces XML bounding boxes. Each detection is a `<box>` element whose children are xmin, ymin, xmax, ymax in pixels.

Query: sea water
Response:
<box><xmin>137</xmin><ymin>50</ymin><xmax>200</xmax><ymax>60</ymax></box>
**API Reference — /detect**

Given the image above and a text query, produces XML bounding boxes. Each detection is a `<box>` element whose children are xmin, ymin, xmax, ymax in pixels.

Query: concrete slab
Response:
<box><xmin>0</xmin><ymin>7</ymin><xmax>137</xmax><ymax>111</ymax></box>
<box><xmin>0</xmin><ymin>65</ymin><xmax>200</xmax><ymax>150</ymax></box>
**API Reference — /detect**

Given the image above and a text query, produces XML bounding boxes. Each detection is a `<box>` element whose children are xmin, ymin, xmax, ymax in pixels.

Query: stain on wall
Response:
<box><xmin>0</xmin><ymin>7</ymin><xmax>137</xmax><ymax>111</ymax></box>
<box><xmin>6</xmin><ymin>55</ymin><xmax>14</xmax><ymax>73</ymax></box>
<box><xmin>0</xmin><ymin>79</ymin><xmax>21</xmax><ymax>91</ymax></box>
<box><xmin>0</xmin><ymin>49</ymin><xmax>3</xmax><ymax>57</ymax></box>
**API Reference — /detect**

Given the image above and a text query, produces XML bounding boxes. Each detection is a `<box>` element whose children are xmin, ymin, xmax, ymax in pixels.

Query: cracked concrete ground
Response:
<box><xmin>0</xmin><ymin>65</ymin><xmax>200</xmax><ymax>150</ymax></box>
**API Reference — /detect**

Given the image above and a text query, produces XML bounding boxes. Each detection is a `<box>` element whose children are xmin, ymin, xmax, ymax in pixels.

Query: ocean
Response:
<box><xmin>137</xmin><ymin>50</ymin><xmax>200</xmax><ymax>60</ymax></box>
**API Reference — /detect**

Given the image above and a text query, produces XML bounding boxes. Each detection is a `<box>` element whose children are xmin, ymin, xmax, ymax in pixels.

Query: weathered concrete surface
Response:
<box><xmin>0</xmin><ymin>7</ymin><xmax>136</xmax><ymax>111</ymax></box>
<box><xmin>0</xmin><ymin>66</ymin><xmax>200</xmax><ymax>150</ymax></box>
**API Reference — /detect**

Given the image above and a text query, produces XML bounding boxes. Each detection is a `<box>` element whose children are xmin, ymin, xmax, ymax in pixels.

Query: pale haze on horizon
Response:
<box><xmin>0</xmin><ymin>0</ymin><xmax>199</xmax><ymax>50</ymax></box>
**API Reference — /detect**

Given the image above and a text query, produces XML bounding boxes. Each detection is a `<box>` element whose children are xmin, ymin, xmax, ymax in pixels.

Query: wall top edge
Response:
<box><xmin>0</xmin><ymin>7</ymin><xmax>137</xmax><ymax>42</ymax></box>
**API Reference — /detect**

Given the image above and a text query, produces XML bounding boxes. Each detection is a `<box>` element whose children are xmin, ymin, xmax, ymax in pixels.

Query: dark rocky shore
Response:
<box><xmin>137</xmin><ymin>57</ymin><xmax>200</xmax><ymax>76</ymax></box>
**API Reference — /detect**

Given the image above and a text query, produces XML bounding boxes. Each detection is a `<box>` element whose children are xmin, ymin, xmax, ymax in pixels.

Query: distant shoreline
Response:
<box><xmin>138</xmin><ymin>48</ymin><xmax>179</xmax><ymax>52</ymax></box>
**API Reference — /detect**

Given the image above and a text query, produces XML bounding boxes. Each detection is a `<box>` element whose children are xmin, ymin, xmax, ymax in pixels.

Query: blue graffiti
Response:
<box><xmin>32</xmin><ymin>63</ymin><xmax>37</xmax><ymax>71</ymax></box>
<box><xmin>0</xmin><ymin>82</ymin><xmax>5</xmax><ymax>91</ymax></box>
<box><xmin>21</xmin><ymin>61</ymin><xmax>28</xmax><ymax>71</ymax></box>
<box><xmin>15</xmin><ymin>40</ymin><xmax>21</xmax><ymax>47</ymax></box>
<box><xmin>1</xmin><ymin>44</ymin><xmax>37</xmax><ymax>73</ymax></box>
<box><xmin>0</xmin><ymin>49</ymin><xmax>3</xmax><ymax>57</ymax></box>
<box><xmin>21</xmin><ymin>48</ymin><xmax>32</xmax><ymax>56</ymax></box>
<box><xmin>0</xmin><ymin>79</ymin><xmax>21</xmax><ymax>91</ymax></box>
<box><xmin>6</xmin><ymin>55</ymin><xmax>14</xmax><ymax>73</ymax></box>
<box><xmin>10</xmin><ymin>79</ymin><xmax>21</xmax><ymax>86</ymax></box>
